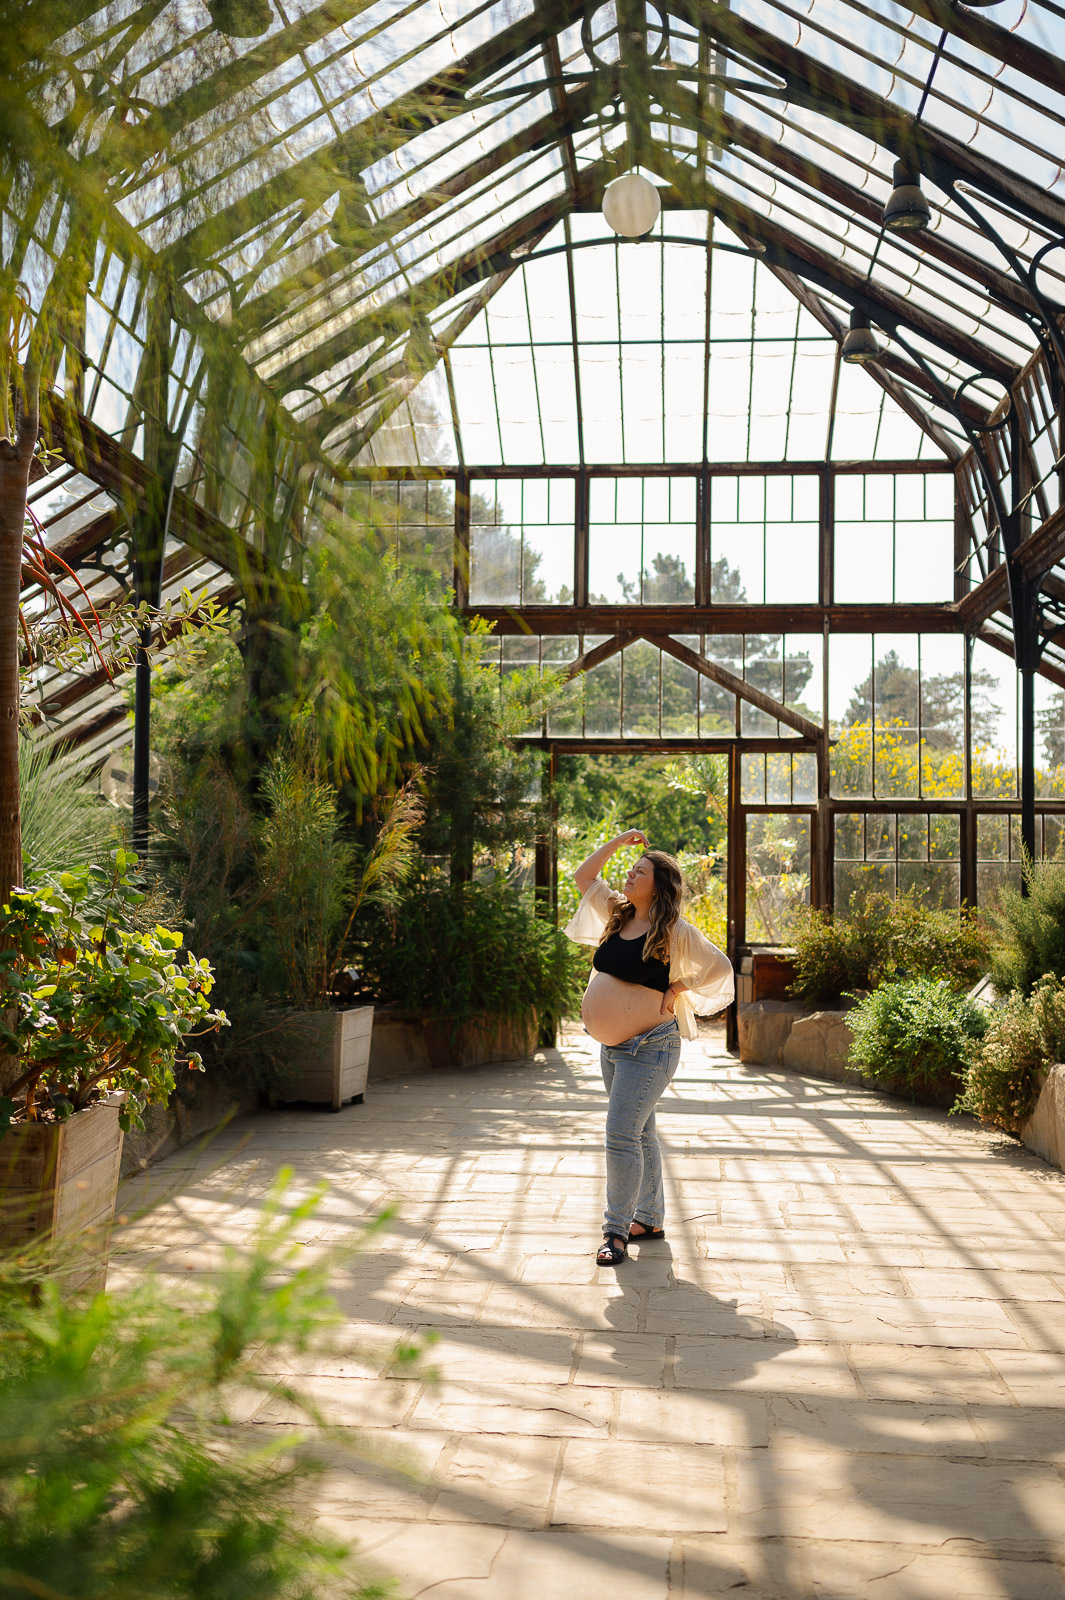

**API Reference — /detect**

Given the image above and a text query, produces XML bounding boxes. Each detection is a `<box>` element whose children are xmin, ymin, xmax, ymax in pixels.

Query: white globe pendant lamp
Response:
<box><xmin>602</xmin><ymin>172</ymin><xmax>661</xmax><ymax>238</ymax></box>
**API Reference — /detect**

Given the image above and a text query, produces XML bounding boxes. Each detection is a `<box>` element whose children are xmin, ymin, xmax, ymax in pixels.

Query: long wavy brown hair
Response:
<box><xmin>599</xmin><ymin>850</ymin><xmax>684</xmax><ymax>965</ymax></box>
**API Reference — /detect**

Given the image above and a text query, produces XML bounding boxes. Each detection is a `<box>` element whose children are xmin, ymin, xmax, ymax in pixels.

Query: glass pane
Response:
<box><xmin>977</xmin><ymin>861</ymin><xmax>1021</xmax><ymax>906</ymax></box>
<box><xmin>621</xmin><ymin>641</ymin><xmax>660</xmax><ymax>736</ymax></box>
<box><xmin>835</xmin><ymin>862</ymin><xmax>894</xmax><ymax>909</ymax></box>
<box><xmin>584</xmin><ymin>652</ymin><xmax>621</xmax><ymax>737</ymax></box>
<box><xmin>834</xmin><ymin>813</ymin><xmax>864</xmax><ymax>861</ymax></box>
<box><xmin>898</xmin><ymin>861</ymin><xmax>960</xmax><ymax>908</ymax></box>
<box><xmin>897</xmin><ymin>814</ymin><xmax>928</xmax><ymax>861</ymax></box>
<box><xmin>742</xmin><ymin>753</ymin><xmax>766</xmax><ymax>803</ymax></box>
<box><xmin>792</xmin><ymin>751</ymin><xmax>818</xmax><ymax>802</ymax></box>
<box><xmin>971</xmin><ymin>640</ymin><xmax>1018</xmax><ymax>800</ymax></box>
<box><xmin>589</xmin><ymin>476</ymin><xmax>696</xmax><ymax>605</ymax></box>
<box><xmin>833</xmin><ymin>474</ymin><xmax>953</xmax><ymax>602</ymax></box>
<box><xmin>929</xmin><ymin>814</ymin><xmax>961</xmax><ymax>862</ymax></box>
<box><xmin>745</xmin><ymin>814</ymin><xmax>811</xmax><ymax>945</ymax></box>
<box><xmin>470</xmin><ymin>478</ymin><xmax>574</xmax><ymax>604</ymax></box>
<box><xmin>710</xmin><ymin>472</ymin><xmax>817</xmax><ymax>605</ymax></box>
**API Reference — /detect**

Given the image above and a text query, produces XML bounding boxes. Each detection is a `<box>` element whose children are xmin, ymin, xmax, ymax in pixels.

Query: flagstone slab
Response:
<box><xmin>616</xmin><ymin>1386</ymin><xmax>769</xmax><ymax>1447</ymax></box>
<box><xmin>430</xmin><ymin>1433</ymin><xmax>563</xmax><ymax>1528</ymax></box>
<box><xmin>988</xmin><ymin>1349</ymin><xmax>1065</xmax><ymax>1405</ymax></box>
<box><xmin>673</xmin><ymin>1334</ymin><xmax>861</xmax><ymax>1397</ymax></box>
<box><xmin>734</xmin><ymin>1442</ymin><xmax>1065</xmax><ymax>1548</ymax></box>
<box><xmin>410</xmin><ymin>1380</ymin><xmax>613</xmax><ymax>1438</ymax></box>
<box><xmin>767</xmin><ymin>1393</ymin><xmax>986</xmax><ymax>1457</ymax></box>
<box><xmin>804</xmin><ymin>1542</ymin><xmax>1065</xmax><ymax>1600</ymax></box>
<box><xmin>435</xmin><ymin>1530</ymin><xmax>672</xmax><ymax>1600</ymax></box>
<box><xmin>554</xmin><ymin>1440</ymin><xmax>727</xmax><ymax>1533</ymax></box>
<box><xmin>573</xmin><ymin>1332</ymin><xmax>669</xmax><ymax>1388</ymax></box>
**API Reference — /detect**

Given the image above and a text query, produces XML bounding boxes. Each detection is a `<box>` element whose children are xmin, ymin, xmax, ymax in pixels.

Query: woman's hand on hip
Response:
<box><xmin>660</xmin><ymin>985</ymin><xmax>677</xmax><ymax>1016</ymax></box>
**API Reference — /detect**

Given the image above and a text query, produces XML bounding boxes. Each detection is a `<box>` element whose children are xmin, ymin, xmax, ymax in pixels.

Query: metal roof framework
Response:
<box><xmin>7</xmin><ymin>0</ymin><xmax>1065</xmax><ymax>909</ymax></box>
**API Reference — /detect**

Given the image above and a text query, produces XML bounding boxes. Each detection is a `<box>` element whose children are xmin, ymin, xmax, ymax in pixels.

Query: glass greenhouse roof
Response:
<box><xmin>8</xmin><ymin>0</ymin><xmax>1065</xmax><ymax>739</ymax></box>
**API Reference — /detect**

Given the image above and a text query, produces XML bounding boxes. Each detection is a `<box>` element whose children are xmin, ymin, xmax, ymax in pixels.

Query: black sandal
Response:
<box><xmin>596</xmin><ymin>1234</ymin><xmax>628</xmax><ymax>1266</ymax></box>
<box><xmin>629</xmin><ymin>1222</ymin><xmax>666</xmax><ymax>1241</ymax></box>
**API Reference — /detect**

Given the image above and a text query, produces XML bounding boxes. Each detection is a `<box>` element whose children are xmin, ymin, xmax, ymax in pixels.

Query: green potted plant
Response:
<box><xmin>0</xmin><ymin>848</ymin><xmax>227</xmax><ymax>1290</ymax></box>
<box><xmin>257</xmin><ymin>749</ymin><xmax>423</xmax><ymax>1110</ymax></box>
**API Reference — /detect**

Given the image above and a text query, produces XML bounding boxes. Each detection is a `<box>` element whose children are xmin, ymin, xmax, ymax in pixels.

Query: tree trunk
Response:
<box><xmin>0</xmin><ymin>365</ymin><xmax>37</xmax><ymax>1096</ymax></box>
<box><xmin>0</xmin><ymin>368</ymin><xmax>35</xmax><ymax>901</ymax></box>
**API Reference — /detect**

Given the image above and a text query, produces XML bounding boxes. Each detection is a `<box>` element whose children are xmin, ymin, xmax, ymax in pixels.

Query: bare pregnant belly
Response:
<box><xmin>581</xmin><ymin>971</ymin><xmax>669</xmax><ymax>1047</ymax></box>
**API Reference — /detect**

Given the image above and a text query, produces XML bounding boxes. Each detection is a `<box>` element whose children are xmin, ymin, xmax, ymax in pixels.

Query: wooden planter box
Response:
<box><xmin>751</xmin><ymin>949</ymin><xmax>798</xmax><ymax>1003</ymax></box>
<box><xmin>0</xmin><ymin>1098</ymin><xmax>125</xmax><ymax>1294</ymax></box>
<box><xmin>271</xmin><ymin>1005</ymin><xmax>373</xmax><ymax>1111</ymax></box>
<box><xmin>368</xmin><ymin>1009</ymin><xmax>540</xmax><ymax>1078</ymax></box>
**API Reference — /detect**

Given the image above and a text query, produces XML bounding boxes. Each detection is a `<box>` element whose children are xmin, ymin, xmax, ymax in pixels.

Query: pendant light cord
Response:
<box><xmin>864</xmin><ymin>26</ymin><xmax>948</xmax><ymax>285</ymax></box>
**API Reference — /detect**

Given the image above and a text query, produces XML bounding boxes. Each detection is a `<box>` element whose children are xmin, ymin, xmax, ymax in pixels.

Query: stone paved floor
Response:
<box><xmin>111</xmin><ymin>1026</ymin><xmax>1065</xmax><ymax>1600</ymax></box>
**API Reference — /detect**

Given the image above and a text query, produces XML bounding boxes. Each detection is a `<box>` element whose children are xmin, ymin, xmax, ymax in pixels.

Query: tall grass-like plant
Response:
<box><xmin>956</xmin><ymin>975</ymin><xmax>1065</xmax><ymax>1133</ymax></box>
<box><xmin>847</xmin><ymin>977</ymin><xmax>987</xmax><ymax>1102</ymax></box>
<box><xmin>258</xmin><ymin>746</ymin><xmax>424</xmax><ymax>1009</ymax></box>
<box><xmin>0</xmin><ymin>1174</ymin><xmax>413</xmax><ymax>1600</ymax></box>
<box><xmin>258</xmin><ymin>749</ymin><xmax>355</xmax><ymax>1011</ymax></box>
<box><xmin>987</xmin><ymin>859</ymin><xmax>1065</xmax><ymax>995</ymax></box>
<box><xmin>18</xmin><ymin>736</ymin><xmax>113</xmax><ymax>879</ymax></box>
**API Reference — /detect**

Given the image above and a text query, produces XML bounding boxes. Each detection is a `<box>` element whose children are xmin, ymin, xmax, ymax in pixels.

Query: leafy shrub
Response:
<box><xmin>789</xmin><ymin>891</ymin><xmax>989</xmax><ymax>1005</ymax></box>
<box><xmin>987</xmin><ymin>860</ymin><xmax>1065</xmax><ymax>995</ymax></box>
<box><xmin>357</xmin><ymin>874</ymin><xmax>585</xmax><ymax>1035</ymax></box>
<box><xmin>847</xmin><ymin>977</ymin><xmax>987</xmax><ymax>1101</ymax></box>
<box><xmin>0</xmin><ymin>851</ymin><xmax>226</xmax><ymax>1131</ymax></box>
<box><xmin>956</xmin><ymin>975</ymin><xmax>1065</xmax><ymax>1133</ymax></box>
<box><xmin>0</xmin><ymin>1175</ymin><xmax>408</xmax><ymax>1600</ymax></box>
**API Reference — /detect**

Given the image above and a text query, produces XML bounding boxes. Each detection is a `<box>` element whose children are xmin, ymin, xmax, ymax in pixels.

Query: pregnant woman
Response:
<box><xmin>565</xmin><ymin>829</ymin><xmax>733</xmax><ymax>1267</ymax></box>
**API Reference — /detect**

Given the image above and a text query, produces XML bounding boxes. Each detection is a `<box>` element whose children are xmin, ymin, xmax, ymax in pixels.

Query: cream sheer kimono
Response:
<box><xmin>564</xmin><ymin>877</ymin><xmax>734</xmax><ymax>1041</ymax></box>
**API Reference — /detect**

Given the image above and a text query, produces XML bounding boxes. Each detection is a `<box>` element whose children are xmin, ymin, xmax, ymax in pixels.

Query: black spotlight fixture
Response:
<box><xmin>842</xmin><ymin>310</ymin><xmax>880</xmax><ymax>365</ymax></box>
<box><xmin>883</xmin><ymin>158</ymin><xmax>932</xmax><ymax>233</ymax></box>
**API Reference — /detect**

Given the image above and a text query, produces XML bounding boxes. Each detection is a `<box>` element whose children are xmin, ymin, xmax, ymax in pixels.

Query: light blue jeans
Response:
<box><xmin>600</xmin><ymin>1017</ymin><xmax>682</xmax><ymax>1240</ymax></box>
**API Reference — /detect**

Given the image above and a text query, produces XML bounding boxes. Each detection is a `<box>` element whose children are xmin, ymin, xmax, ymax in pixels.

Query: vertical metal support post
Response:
<box><xmin>815</xmin><ymin>738</ymin><xmax>833</xmax><ymax>915</ymax></box>
<box><xmin>131</xmin><ymin>623</ymin><xmax>154</xmax><ymax>857</ymax></box>
<box><xmin>1009</xmin><ymin>409</ymin><xmax>1038</xmax><ymax>883</ymax></box>
<box><xmin>819</xmin><ymin>465</ymin><xmax>833</xmax><ymax>607</ymax></box>
<box><xmin>534</xmin><ymin>748</ymin><xmax>557</xmax><ymax>922</ymax></box>
<box><xmin>695</xmin><ymin>465</ymin><xmax>710</xmax><ymax>608</ymax></box>
<box><xmin>574</xmin><ymin>469</ymin><xmax>589</xmax><ymax>609</ymax></box>
<box><xmin>815</xmin><ymin>617</ymin><xmax>832</xmax><ymax>912</ymax></box>
<box><xmin>454</xmin><ymin>469</ymin><xmax>470</xmax><ymax>609</ymax></box>
<box><xmin>953</xmin><ymin>464</ymin><xmax>970</xmax><ymax>603</ymax></box>
<box><xmin>724</xmin><ymin>743</ymin><xmax>742</xmax><ymax>1053</ymax></box>
<box><xmin>962</xmin><ymin>634</ymin><xmax>976</xmax><ymax>908</ymax></box>
<box><xmin>1020</xmin><ymin>661</ymin><xmax>1036</xmax><ymax>877</ymax></box>
<box><xmin>959</xmin><ymin>806</ymin><xmax>976</xmax><ymax>909</ymax></box>
<box><xmin>130</xmin><ymin>284</ymin><xmax>176</xmax><ymax>861</ymax></box>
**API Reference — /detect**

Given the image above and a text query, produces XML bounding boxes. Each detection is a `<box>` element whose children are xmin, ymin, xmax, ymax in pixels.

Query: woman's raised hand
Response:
<box><xmin>573</xmin><ymin>828</ymin><xmax>649</xmax><ymax>894</ymax></box>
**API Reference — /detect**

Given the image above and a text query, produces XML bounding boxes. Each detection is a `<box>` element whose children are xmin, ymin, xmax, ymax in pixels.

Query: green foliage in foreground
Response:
<box><xmin>0</xmin><ymin>1176</ymin><xmax>408</xmax><ymax>1600</ymax></box>
<box><xmin>987</xmin><ymin>860</ymin><xmax>1065</xmax><ymax>996</ymax></box>
<box><xmin>789</xmin><ymin>891</ymin><xmax>989</xmax><ymax>1005</ymax></box>
<box><xmin>356</xmin><ymin>875</ymin><xmax>585</xmax><ymax>1033</ymax></box>
<box><xmin>848</xmin><ymin>978</ymin><xmax>987</xmax><ymax>1101</ymax></box>
<box><xmin>956</xmin><ymin>976</ymin><xmax>1065</xmax><ymax>1134</ymax></box>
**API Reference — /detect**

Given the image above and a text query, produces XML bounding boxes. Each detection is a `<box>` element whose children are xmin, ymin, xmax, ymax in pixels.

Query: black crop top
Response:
<box><xmin>592</xmin><ymin>930</ymin><xmax>671</xmax><ymax>993</ymax></box>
